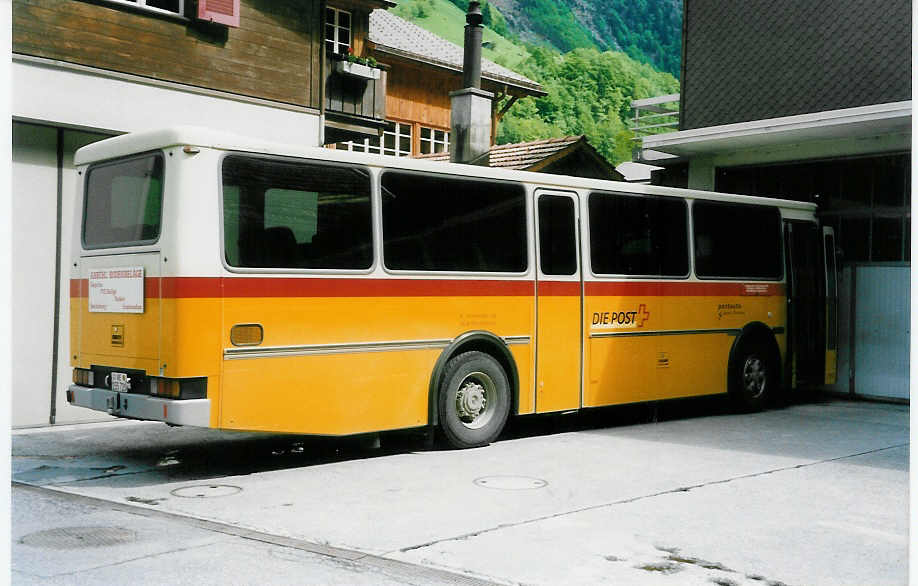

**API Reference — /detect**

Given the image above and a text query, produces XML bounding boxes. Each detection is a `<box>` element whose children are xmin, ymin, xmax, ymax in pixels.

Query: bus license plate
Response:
<box><xmin>110</xmin><ymin>372</ymin><xmax>131</xmax><ymax>393</ymax></box>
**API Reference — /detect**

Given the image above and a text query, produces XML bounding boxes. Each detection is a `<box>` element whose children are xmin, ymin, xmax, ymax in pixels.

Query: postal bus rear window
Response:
<box><xmin>83</xmin><ymin>153</ymin><xmax>164</xmax><ymax>248</ymax></box>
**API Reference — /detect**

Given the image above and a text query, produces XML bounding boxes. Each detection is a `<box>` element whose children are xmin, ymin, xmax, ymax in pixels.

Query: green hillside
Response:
<box><xmin>560</xmin><ymin>0</ymin><xmax>683</xmax><ymax>77</ymax></box>
<box><xmin>389</xmin><ymin>0</ymin><xmax>680</xmax><ymax>164</ymax></box>
<box><xmin>499</xmin><ymin>46</ymin><xmax>678</xmax><ymax>164</ymax></box>
<box><xmin>391</xmin><ymin>0</ymin><xmax>529</xmax><ymax>69</ymax></box>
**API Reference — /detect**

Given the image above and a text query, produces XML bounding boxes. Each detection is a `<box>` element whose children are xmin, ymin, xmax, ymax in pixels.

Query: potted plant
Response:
<box><xmin>334</xmin><ymin>48</ymin><xmax>381</xmax><ymax>80</ymax></box>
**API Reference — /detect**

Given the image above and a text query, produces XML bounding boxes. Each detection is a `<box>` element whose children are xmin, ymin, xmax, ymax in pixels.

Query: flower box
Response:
<box><xmin>334</xmin><ymin>60</ymin><xmax>381</xmax><ymax>80</ymax></box>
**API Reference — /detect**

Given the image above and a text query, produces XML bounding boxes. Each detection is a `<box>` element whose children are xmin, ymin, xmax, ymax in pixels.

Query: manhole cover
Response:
<box><xmin>20</xmin><ymin>526</ymin><xmax>136</xmax><ymax>549</ymax></box>
<box><xmin>473</xmin><ymin>476</ymin><xmax>548</xmax><ymax>490</ymax></box>
<box><xmin>171</xmin><ymin>484</ymin><xmax>242</xmax><ymax>498</ymax></box>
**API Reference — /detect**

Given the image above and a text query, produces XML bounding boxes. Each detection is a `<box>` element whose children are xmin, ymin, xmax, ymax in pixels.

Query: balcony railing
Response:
<box><xmin>324</xmin><ymin>56</ymin><xmax>388</xmax><ymax>144</ymax></box>
<box><xmin>631</xmin><ymin>93</ymin><xmax>680</xmax><ymax>140</ymax></box>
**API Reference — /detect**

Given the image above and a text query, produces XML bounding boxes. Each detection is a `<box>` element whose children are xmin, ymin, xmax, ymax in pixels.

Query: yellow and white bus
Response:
<box><xmin>68</xmin><ymin>127</ymin><xmax>837</xmax><ymax>448</ymax></box>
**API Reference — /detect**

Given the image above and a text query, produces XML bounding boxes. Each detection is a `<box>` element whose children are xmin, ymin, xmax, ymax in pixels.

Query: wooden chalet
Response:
<box><xmin>331</xmin><ymin>9</ymin><xmax>545</xmax><ymax>157</ymax></box>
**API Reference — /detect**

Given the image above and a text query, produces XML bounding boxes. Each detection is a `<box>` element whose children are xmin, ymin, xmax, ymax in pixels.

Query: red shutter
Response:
<box><xmin>198</xmin><ymin>0</ymin><xmax>240</xmax><ymax>27</ymax></box>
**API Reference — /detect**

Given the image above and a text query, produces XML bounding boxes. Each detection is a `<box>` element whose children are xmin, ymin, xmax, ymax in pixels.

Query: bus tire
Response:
<box><xmin>437</xmin><ymin>351</ymin><xmax>510</xmax><ymax>449</ymax></box>
<box><xmin>729</xmin><ymin>340</ymin><xmax>774</xmax><ymax>412</ymax></box>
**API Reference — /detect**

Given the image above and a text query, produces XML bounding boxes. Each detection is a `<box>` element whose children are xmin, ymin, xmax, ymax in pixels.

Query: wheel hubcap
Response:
<box><xmin>743</xmin><ymin>356</ymin><xmax>767</xmax><ymax>399</ymax></box>
<box><xmin>455</xmin><ymin>372</ymin><xmax>495</xmax><ymax>429</ymax></box>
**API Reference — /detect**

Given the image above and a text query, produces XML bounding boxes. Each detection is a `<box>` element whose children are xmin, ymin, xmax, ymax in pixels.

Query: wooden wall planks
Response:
<box><xmin>382</xmin><ymin>59</ymin><xmax>453</xmax><ymax>130</ymax></box>
<box><xmin>13</xmin><ymin>0</ymin><xmax>322</xmax><ymax>109</ymax></box>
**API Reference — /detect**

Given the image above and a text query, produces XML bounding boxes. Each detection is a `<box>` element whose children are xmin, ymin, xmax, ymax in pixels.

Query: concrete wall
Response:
<box><xmin>11</xmin><ymin>58</ymin><xmax>322</xmax><ymax>427</ymax></box>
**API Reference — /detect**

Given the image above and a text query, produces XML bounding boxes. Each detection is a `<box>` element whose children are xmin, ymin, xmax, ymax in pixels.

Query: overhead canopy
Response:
<box><xmin>641</xmin><ymin>101</ymin><xmax>912</xmax><ymax>159</ymax></box>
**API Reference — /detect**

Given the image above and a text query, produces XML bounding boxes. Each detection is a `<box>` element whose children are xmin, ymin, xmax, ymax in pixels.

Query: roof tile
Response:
<box><xmin>416</xmin><ymin>135</ymin><xmax>584</xmax><ymax>169</ymax></box>
<box><xmin>369</xmin><ymin>9</ymin><xmax>543</xmax><ymax>94</ymax></box>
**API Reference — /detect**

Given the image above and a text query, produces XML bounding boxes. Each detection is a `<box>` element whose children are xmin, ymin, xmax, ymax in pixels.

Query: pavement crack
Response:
<box><xmin>42</xmin><ymin>540</ymin><xmax>225</xmax><ymax>578</ymax></box>
<box><xmin>13</xmin><ymin>483</ymin><xmax>503</xmax><ymax>586</ymax></box>
<box><xmin>65</xmin><ymin>468</ymin><xmax>159</xmax><ymax>483</ymax></box>
<box><xmin>396</xmin><ymin>442</ymin><xmax>908</xmax><ymax>553</ymax></box>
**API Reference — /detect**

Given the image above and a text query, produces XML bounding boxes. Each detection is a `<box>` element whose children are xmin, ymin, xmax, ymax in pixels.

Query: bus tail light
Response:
<box><xmin>72</xmin><ymin>368</ymin><xmax>94</xmax><ymax>387</ymax></box>
<box><xmin>149</xmin><ymin>377</ymin><xmax>207</xmax><ymax>400</ymax></box>
<box><xmin>231</xmin><ymin>324</ymin><xmax>263</xmax><ymax>346</ymax></box>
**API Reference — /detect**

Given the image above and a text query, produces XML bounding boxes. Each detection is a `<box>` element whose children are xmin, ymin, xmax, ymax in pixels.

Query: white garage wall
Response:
<box><xmin>13</xmin><ymin>56</ymin><xmax>321</xmax><ymax>145</ymax></box>
<box><xmin>11</xmin><ymin>123</ymin><xmax>58</xmax><ymax>427</ymax></box>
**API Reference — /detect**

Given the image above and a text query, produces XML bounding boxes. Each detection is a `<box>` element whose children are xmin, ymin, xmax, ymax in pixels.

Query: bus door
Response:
<box><xmin>822</xmin><ymin>227</ymin><xmax>839</xmax><ymax>385</ymax></box>
<box><xmin>534</xmin><ymin>190</ymin><xmax>583</xmax><ymax>412</ymax></box>
<box><xmin>784</xmin><ymin>221</ymin><xmax>826</xmax><ymax>387</ymax></box>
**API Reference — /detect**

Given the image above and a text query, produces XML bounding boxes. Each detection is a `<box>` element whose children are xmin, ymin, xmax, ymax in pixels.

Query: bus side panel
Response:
<box><xmin>657</xmin><ymin>291</ymin><xmax>784</xmax><ymax>398</ymax></box>
<box><xmin>221</xmin><ymin>351</ymin><xmax>437</xmax><ymax>434</ymax></box>
<box><xmin>536</xmin><ymin>292</ymin><xmax>582</xmax><ymax>413</ymax></box>
<box><xmin>219</xmin><ymin>292</ymin><xmax>533</xmax><ymax>435</ymax></box>
<box><xmin>584</xmin><ymin>283</ymin><xmax>787</xmax><ymax>405</ymax></box>
<box><xmin>583</xmin><ymin>292</ymin><xmax>660</xmax><ymax>407</ymax></box>
<box><xmin>161</xmin><ymin>296</ymin><xmax>224</xmax><ymax>427</ymax></box>
<box><xmin>586</xmin><ymin>336</ymin><xmax>658</xmax><ymax>406</ymax></box>
<box><xmin>511</xmin><ymin>343</ymin><xmax>534</xmax><ymax>415</ymax></box>
<box><xmin>656</xmin><ymin>333</ymin><xmax>730</xmax><ymax>397</ymax></box>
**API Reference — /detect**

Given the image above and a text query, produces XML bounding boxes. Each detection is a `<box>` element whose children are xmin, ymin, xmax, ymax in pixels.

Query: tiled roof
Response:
<box><xmin>369</xmin><ymin>9</ymin><xmax>544</xmax><ymax>96</ymax></box>
<box><xmin>416</xmin><ymin>136</ymin><xmax>583</xmax><ymax>169</ymax></box>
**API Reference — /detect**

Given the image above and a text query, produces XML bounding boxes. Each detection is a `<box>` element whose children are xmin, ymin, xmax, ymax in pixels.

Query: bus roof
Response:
<box><xmin>74</xmin><ymin>126</ymin><xmax>817</xmax><ymax>212</ymax></box>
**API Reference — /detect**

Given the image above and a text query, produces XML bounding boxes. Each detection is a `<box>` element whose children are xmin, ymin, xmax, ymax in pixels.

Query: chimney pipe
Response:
<box><xmin>450</xmin><ymin>1</ymin><xmax>493</xmax><ymax>164</ymax></box>
<box><xmin>462</xmin><ymin>1</ymin><xmax>483</xmax><ymax>89</ymax></box>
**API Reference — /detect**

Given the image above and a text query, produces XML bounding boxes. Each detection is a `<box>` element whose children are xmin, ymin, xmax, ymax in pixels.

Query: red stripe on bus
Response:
<box><xmin>161</xmin><ymin>277</ymin><xmax>222</xmax><ymax>298</ymax></box>
<box><xmin>537</xmin><ymin>281</ymin><xmax>581</xmax><ymax>296</ymax></box>
<box><xmin>218</xmin><ymin>277</ymin><xmax>534</xmax><ymax>298</ymax></box>
<box><xmin>74</xmin><ymin>277</ymin><xmax>534</xmax><ymax>298</ymax></box>
<box><xmin>69</xmin><ymin>277</ymin><xmax>535</xmax><ymax>298</ymax></box>
<box><xmin>71</xmin><ymin>277</ymin><xmax>784</xmax><ymax>299</ymax></box>
<box><xmin>585</xmin><ymin>281</ymin><xmax>784</xmax><ymax>297</ymax></box>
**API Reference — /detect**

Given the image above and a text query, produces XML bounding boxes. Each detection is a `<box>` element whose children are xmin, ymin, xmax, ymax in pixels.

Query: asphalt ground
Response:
<box><xmin>11</xmin><ymin>394</ymin><xmax>909</xmax><ymax>585</ymax></box>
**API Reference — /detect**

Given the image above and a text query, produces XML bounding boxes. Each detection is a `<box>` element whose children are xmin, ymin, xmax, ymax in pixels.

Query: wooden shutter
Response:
<box><xmin>198</xmin><ymin>0</ymin><xmax>240</xmax><ymax>27</ymax></box>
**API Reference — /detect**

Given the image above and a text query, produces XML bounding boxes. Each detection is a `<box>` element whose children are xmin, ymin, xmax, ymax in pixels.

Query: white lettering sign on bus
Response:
<box><xmin>88</xmin><ymin>267</ymin><xmax>145</xmax><ymax>313</ymax></box>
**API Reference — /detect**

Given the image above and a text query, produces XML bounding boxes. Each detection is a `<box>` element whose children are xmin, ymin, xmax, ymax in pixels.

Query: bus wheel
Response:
<box><xmin>729</xmin><ymin>341</ymin><xmax>774</xmax><ymax>412</ymax></box>
<box><xmin>438</xmin><ymin>351</ymin><xmax>511</xmax><ymax>449</ymax></box>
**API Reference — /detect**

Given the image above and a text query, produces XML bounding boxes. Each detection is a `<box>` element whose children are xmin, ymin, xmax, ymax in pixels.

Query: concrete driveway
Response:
<box><xmin>12</xmin><ymin>396</ymin><xmax>908</xmax><ymax>585</ymax></box>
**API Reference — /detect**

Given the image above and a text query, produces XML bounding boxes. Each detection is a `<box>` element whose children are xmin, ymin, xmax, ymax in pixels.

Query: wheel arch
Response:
<box><xmin>428</xmin><ymin>331</ymin><xmax>520</xmax><ymax>427</ymax></box>
<box><xmin>727</xmin><ymin>321</ymin><xmax>782</xmax><ymax>391</ymax></box>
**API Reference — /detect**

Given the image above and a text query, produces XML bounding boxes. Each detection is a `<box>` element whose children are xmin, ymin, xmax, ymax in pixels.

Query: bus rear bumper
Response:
<box><xmin>67</xmin><ymin>385</ymin><xmax>211</xmax><ymax>428</ymax></box>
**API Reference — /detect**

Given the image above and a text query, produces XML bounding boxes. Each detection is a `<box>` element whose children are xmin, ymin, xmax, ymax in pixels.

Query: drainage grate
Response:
<box><xmin>473</xmin><ymin>476</ymin><xmax>548</xmax><ymax>490</ymax></box>
<box><xmin>170</xmin><ymin>484</ymin><xmax>242</xmax><ymax>498</ymax></box>
<box><xmin>20</xmin><ymin>526</ymin><xmax>136</xmax><ymax>549</ymax></box>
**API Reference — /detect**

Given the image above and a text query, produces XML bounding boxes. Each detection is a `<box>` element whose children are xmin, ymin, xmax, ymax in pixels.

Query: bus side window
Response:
<box><xmin>588</xmin><ymin>192</ymin><xmax>688</xmax><ymax>277</ymax></box>
<box><xmin>222</xmin><ymin>156</ymin><xmax>372</xmax><ymax>270</ymax></box>
<box><xmin>381</xmin><ymin>171</ymin><xmax>526</xmax><ymax>273</ymax></box>
<box><xmin>693</xmin><ymin>201</ymin><xmax>782</xmax><ymax>280</ymax></box>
